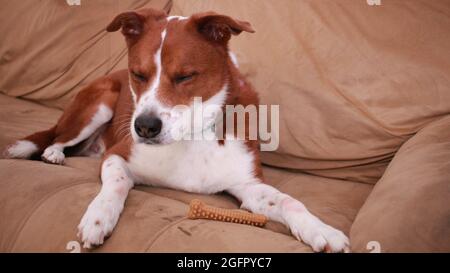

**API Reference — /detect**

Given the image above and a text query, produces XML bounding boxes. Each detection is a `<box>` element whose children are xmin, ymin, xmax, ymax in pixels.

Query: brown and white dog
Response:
<box><xmin>3</xmin><ymin>8</ymin><xmax>349</xmax><ymax>252</ymax></box>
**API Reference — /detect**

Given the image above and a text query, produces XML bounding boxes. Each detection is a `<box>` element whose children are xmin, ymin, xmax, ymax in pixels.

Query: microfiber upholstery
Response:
<box><xmin>350</xmin><ymin>116</ymin><xmax>450</xmax><ymax>252</ymax></box>
<box><xmin>1</xmin><ymin>0</ymin><xmax>450</xmax><ymax>253</ymax></box>
<box><xmin>173</xmin><ymin>0</ymin><xmax>450</xmax><ymax>184</ymax></box>
<box><xmin>0</xmin><ymin>0</ymin><xmax>172</xmax><ymax>109</ymax></box>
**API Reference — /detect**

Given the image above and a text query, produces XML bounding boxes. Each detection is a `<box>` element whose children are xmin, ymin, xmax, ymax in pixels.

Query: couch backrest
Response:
<box><xmin>1</xmin><ymin>0</ymin><xmax>449</xmax><ymax>184</ymax></box>
<box><xmin>0</xmin><ymin>0</ymin><xmax>172</xmax><ymax>109</ymax></box>
<box><xmin>173</xmin><ymin>0</ymin><xmax>450</xmax><ymax>183</ymax></box>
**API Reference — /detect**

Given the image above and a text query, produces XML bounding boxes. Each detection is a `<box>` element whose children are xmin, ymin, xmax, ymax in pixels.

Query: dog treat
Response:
<box><xmin>188</xmin><ymin>199</ymin><xmax>268</xmax><ymax>227</ymax></box>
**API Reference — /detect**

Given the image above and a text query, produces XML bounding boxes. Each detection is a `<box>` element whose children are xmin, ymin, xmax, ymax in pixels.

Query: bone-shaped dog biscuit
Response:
<box><xmin>188</xmin><ymin>199</ymin><xmax>268</xmax><ymax>227</ymax></box>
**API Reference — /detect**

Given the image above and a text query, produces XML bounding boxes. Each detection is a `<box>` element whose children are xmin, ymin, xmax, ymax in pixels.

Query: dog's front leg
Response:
<box><xmin>77</xmin><ymin>154</ymin><xmax>134</xmax><ymax>249</ymax></box>
<box><xmin>227</xmin><ymin>183</ymin><xmax>350</xmax><ymax>253</ymax></box>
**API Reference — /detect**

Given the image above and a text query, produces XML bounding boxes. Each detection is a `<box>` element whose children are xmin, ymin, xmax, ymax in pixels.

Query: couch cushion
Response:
<box><xmin>0</xmin><ymin>0</ymin><xmax>171</xmax><ymax>110</ymax></box>
<box><xmin>0</xmin><ymin>94</ymin><xmax>61</xmax><ymax>150</ymax></box>
<box><xmin>0</xmin><ymin>96</ymin><xmax>372</xmax><ymax>252</ymax></box>
<box><xmin>350</xmin><ymin>115</ymin><xmax>450</xmax><ymax>253</ymax></box>
<box><xmin>145</xmin><ymin>167</ymin><xmax>372</xmax><ymax>252</ymax></box>
<box><xmin>0</xmin><ymin>159</ymin><xmax>372</xmax><ymax>252</ymax></box>
<box><xmin>173</xmin><ymin>0</ymin><xmax>450</xmax><ymax>184</ymax></box>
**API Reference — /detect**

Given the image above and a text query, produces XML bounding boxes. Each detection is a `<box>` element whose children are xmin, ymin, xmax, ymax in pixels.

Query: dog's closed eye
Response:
<box><xmin>173</xmin><ymin>72</ymin><xmax>198</xmax><ymax>85</ymax></box>
<box><xmin>131</xmin><ymin>71</ymin><xmax>148</xmax><ymax>83</ymax></box>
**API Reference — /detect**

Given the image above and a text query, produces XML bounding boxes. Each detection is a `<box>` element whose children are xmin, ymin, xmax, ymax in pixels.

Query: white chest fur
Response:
<box><xmin>127</xmin><ymin>140</ymin><xmax>259</xmax><ymax>194</ymax></box>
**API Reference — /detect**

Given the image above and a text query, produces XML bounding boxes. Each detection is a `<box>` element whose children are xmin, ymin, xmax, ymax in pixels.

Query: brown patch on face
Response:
<box><xmin>106</xmin><ymin>8</ymin><xmax>169</xmax><ymax>103</ymax></box>
<box><xmin>155</xmin><ymin>19</ymin><xmax>229</xmax><ymax>107</ymax></box>
<box><xmin>117</xmin><ymin>11</ymin><xmax>255</xmax><ymax>109</ymax></box>
<box><xmin>127</xmin><ymin>21</ymin><xmax>167</xmax><ymax>102</ymax></box>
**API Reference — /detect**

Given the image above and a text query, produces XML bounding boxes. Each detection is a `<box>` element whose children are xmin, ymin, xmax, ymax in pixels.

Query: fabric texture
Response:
<box><xmin>0</xmin><ymin>0</ymin><xmax>171</xmax><ymax>109</ymax></box>
<box><xmin>0</xmin><ymin>0</ymin><xmax>449</xmax><ymax>252</ymax></box>
<box><xmin>350</xmin><ymin>115</ymin><xmax>450</xmax><ymax>252</ymax></box>
<box><xmin>0</xmin><ymin>94</ymin><xmax>372</xmax><ymax>252</ymax></box>
<box><xmin>174</xmin><ymin>0</ymin><xmax>450</xmax><ymax>184</ymax></box>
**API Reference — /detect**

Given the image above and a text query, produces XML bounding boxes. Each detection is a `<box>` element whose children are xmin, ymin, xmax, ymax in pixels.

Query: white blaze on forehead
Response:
<box><xmin>132</xmin><ymin>15</ymin><xmax>188</xmax><ymax>107</ymax></box>
<box><xmin>129</xmin><ymin>27</ymin><xmax>168</xmax><ymax>109</ymax></box>
<box><xmin>131</xmin><ymin>28</ymin><xmax>169</xmax><ymax>141</ymax></box>
<box><xmin>167</xmin><ymin>15</ymin><xmax>188</xmax><ymax>21</ymax></box>
<box><xmin>135</xmin><ymin>29</ymin><xmax>168</xmax><ymax>112</ymax></box>
<box><xmin>147</xmin><ymin>29</ymin><xmax>167</xmax><ymax>100</ymax></box>
<box><xmin>228</xmin><ymin>51</ymin><xmax>239</xmax><ymax>68</ymax></box>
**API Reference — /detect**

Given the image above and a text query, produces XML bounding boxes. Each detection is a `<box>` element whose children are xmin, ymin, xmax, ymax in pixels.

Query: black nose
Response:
<box><xmin>134</xmin><ymin>115</ymin><xmax>162</xmax><ymax>139</ymax></box>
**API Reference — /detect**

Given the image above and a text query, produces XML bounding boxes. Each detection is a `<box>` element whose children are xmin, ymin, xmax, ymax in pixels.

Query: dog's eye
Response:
<box><xmin>174</xmin><ymin>72</ymin><xmax>197</xmax><ymax>85</ymax></box>
<box><xmin>131</xmin><ymin>71</ymin><xmax>148</xmax><ymax>82</ymax></box>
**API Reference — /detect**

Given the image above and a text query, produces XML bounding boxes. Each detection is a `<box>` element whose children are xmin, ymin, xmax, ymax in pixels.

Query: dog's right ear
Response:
<box><xmin>106</xmin><ymin>11</ymin><xmax>145</xmax><ymax>37</ymax></box>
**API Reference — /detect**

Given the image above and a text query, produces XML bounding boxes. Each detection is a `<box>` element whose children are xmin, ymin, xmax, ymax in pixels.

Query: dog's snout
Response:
<box><xmin>134</xmin><ymin>115</ymin><xmax>162</xmax><ymax>139</ymax></box>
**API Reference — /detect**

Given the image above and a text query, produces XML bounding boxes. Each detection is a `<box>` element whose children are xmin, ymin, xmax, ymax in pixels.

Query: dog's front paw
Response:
<box><xmin>41</xmin><ymin>146</ymin><xmax>65</xmax><ymax>165</ymax></box>
<box><xmin>77</xmin><ymin>197</ymin><xmax>122</xmax><ymax>249</ymax></box>
<box><xmin>290</xmin><ymin>216</ymin><xmax>350</xmax><ymax>253</ymax></box>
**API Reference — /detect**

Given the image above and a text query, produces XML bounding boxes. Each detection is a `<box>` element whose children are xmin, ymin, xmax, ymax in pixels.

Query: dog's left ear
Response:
<box><xmin>106</xmin><ymin>11</ymin><xmax>145</xmax><ymax>37</ymax></box>
<box><xmin>106</xmin><ymin>8</ymin><xmax>168</xmax><ymax>37</ymax></box>
<box><xmin>190</xmin><ymin>12</ymin><xmax>255</xmax><ymax>44</ymax></box>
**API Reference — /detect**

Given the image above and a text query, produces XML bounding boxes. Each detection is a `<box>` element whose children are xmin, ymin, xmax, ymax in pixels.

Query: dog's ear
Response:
<box><xmin>106</xmin><ymin>11</ymin><xmax>145</xmax><ymax>37</ymax></box>
<box><xmin>106</xmin><ymin>8</ymin><xmax>168</xmax><ymax>37</ymax></box>
<box><xmin>190</xmin><ymin>12</ymin><xmax>255</xmax><ymax>44</ymax></box>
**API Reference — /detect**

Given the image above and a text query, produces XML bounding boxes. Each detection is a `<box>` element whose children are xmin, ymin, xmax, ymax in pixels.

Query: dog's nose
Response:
<box><xmin>134</xmin><ymin>115</ymin><xmax>162</xmax><ymax>139</ymax></box>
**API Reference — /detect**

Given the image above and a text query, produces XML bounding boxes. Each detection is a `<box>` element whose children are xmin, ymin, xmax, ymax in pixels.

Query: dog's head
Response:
<box><xmin>107</xmin><ymin>8</ymin><xmax>254</xmax><ymax>144</ymax></box>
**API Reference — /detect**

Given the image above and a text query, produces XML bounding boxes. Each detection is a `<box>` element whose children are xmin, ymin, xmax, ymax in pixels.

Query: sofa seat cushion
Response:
<box><xmin>350</xmin><ymin>116</ymin><xmax>450</xmax><ymax>252</ymax></box>
<box><xmin>0</xmin><ymin>158</ymin><xmax>372</xmax><ymax>252</ymax></box>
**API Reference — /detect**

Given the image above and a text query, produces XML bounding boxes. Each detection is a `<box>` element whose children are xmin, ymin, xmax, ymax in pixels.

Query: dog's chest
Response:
<box><xmin>127</xmin><ymin>140</ymin><xmax>258</xmax><ymax>194</ymax></box>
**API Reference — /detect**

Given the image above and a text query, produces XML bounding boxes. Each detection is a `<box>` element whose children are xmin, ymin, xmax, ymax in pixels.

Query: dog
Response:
<box><xmin>3</xmin><ymin>8</ymin><xmax>349</xmax><ymax>252</ymax></box>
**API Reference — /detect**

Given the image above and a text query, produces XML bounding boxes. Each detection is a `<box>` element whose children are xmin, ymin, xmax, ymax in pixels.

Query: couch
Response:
<box><xmin>1</xmin><ymin>0</ymin><xmax>449</xmax><ymax>252</ymax></box>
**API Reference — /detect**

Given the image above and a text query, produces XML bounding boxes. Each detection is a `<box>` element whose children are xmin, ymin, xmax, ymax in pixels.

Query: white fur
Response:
<box><xmin>41</xmin><ymin>145</ymin><xmax>65</xmax><ymax>164</ymax></box>
<box><xmin>131</xmin><ymin>30</ymin><xmax>168</xmax><ymax>143</ymax></box>
<box><xmin>129</xmin><ymin>82</ymin><xmax>138</xmax><ymax>105</ymax></box>
<box><xmin>78</xmin><ymin>155</ymin><xmax>133</xmax><ymax>248</ymax></box>
<box><xmin>228</xmin><ymin>184</ymin><xmax>350</xmax><ymax>253</ymax></box>
<box><xmin>42</xmin><ymin>104</ymin><xmax>113</xmax><ymax>164</ymax></box>
<box><xmin>4</xmin><ymin>140</ymin><xmax>38</xmax><ymax>159</ymax></box>
<box><xmin>170</xmin><ymin>84</ymin><xmax>228</xmax><ymax>141</ymax></box>
<box><xmin>127</xmin><ymin>137</ymin><xmax>258</xmax><ymax>194</ymax></box>
<box><xmin>229</xmin><ymin>51</ymin><xmax>239</xmax><ymax>68</ymax></box>
<box><xmin>167</xmin><ymin>15</ymin><xmax>188</xmax><ymax>21</ymax></box>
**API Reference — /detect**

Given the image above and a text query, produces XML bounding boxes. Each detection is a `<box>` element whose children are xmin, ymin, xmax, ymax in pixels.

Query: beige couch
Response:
<box><xmin>1</xmin><ymin>0</ymin><xmax>449</xmax><ymax>252</ymax></box>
